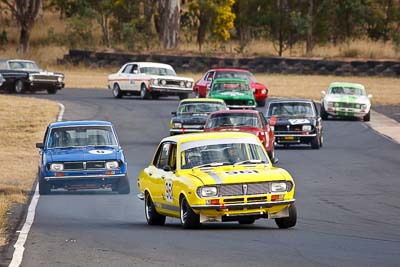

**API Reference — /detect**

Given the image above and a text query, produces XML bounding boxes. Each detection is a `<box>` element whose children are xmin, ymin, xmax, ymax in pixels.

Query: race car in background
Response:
<box><xmin>107</xmin><ymin>62</ymin><xmax>194</xmax><ymax>100</ymax></box>
<box><xmin>170</xmin><ymin>98</ymin><xmax>228</xmax><ymax>135</ymax></box>
<box><xmin>266</xmin><ymin>99</ymin><xmax>323</xmax><ymax>149</ymax></box>
<box><xmin>320</xmin><ymin>82</ymin><xmax>372</xmax><ymax>121</ymax></box>
<box><xmin>204</xmin><ymin>109</ymin><xmax>276</xmax><ymax>163</ymax></box>
<box><xmin>193</xmin><ymin>68</ymin><xmax>269</xmax><ymax>106</ymax></box>
<box><xmin>207</xmin><ymin>78</ymin><xmax>257</xmax><ymax>109</ymax></box>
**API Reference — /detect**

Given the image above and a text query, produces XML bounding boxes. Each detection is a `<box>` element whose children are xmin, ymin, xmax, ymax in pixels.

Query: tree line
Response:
<box><xmin>2</xmin><ymin>0</ymin><xmax>400</xmax><ymax>56</ymax></box>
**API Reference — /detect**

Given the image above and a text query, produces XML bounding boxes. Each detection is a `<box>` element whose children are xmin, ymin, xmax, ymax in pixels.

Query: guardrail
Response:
<box><xmin>60</xmin><ymin>49</ymin><xmax>400</xmax><ymax>77</ymax></box>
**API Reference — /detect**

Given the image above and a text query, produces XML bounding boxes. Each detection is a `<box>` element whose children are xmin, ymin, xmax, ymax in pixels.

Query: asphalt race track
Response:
<box><xmin>14</xmin><ymin>89</ymin><xmax>400</xmax><ymax>266</ymax></box>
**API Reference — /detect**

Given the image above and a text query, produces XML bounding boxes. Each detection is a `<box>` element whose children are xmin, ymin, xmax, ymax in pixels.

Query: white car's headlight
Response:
<box><xmin>106</xmin><ymin>161</ymin><xmax>119</xmax><ymax>170</ymax></box>
<box><xmin>360</xmin><ymin>104</ymin><xmax>367</xmax><ymax>109</ymax></box>
<box><xmin>180</xmin><ymin>81</ymin><xmax>185</xmax><ymax>87</ymax></box>
<box><xmin>160</xmin><ymin>80</ymin><xmax>167</xmax><ymax>86</ymax></box>
<box><xmin>185</xmin><ymin>81</ymin><xmax>192</xmax><ymax>88</ymax></box>
<box><xmin>271</xmin><ymin>182</ymin><xmax>287</xmax><ymax>192</ymax></box>
<box><xmin>327</xmin><ymin>102</ymin><xmax>333</xmax><ymax>107</ymax></box>
<box><xmin>302</xmin><ymin>125</ymin><xmax>312</xmax><ymax>131</ymax></box>
<box><xmin>152</xmin><ymin>79</ymin><xmax>159</xmax><ymax>85</ymax></box>
<box><xmin>50</xmin><ymin>163</ymin><xmax>64</xmax><ymax>172</ymax></box>
<box><xmin>174</xmin><ymin>122</ymin><xmax>182</xmax><ymax>128</ymax></box>
<box><xmin>199</xmin><ymin>186</ymin><xmax>218</xmax><ymax>197</ymax></box>
<box><xmin>57</xmin><ymin>76</ymin><xmax>63</xmax><ymax>83</ymax></box>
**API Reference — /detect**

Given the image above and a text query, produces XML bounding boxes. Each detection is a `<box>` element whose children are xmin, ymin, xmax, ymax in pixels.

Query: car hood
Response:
<box><xmin>324</xmin><ymin>94</ymin><xmax>370</xmax><ymax>104</ymax></box>
<box><xmin>249</xmin><ymin>82</ymin><xmax>266</xmax><ymax>89</ymax></box>
<box><xmin>47</xmin><ymin>146</ymin><xmax>120</xmax><ymax>162</ymax></box>
<box><xmin>143</xmin><ymin>74</ymin><xmax>194</xmax><ymax>82</ymax></box>
<box><xmin>185</xmin><ymin>165</ymin><xmax>289</xmax><ymax>185</ymax></box>
<box><xmin>172</xmin><ymin>114</ymin><xmax>209</xmax><ymax>124</ymax></box>
<box><xmin>211</xmin><ymin>91</ymin><xmax>254</xmax><ymax>100</ymax></box>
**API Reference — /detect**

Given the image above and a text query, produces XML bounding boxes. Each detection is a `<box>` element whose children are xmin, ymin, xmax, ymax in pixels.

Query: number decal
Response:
<box><xmin>165</xmin><ymin>180</ymin><xmax>173</xmax><ymax>202</ymax></box>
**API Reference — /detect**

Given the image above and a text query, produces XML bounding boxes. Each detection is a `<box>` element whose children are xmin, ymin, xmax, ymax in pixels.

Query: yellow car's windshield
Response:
<box><xmin>180</xmin><ymin>138</ymin><xmax>268</xmax><ymax>169</ymax></box>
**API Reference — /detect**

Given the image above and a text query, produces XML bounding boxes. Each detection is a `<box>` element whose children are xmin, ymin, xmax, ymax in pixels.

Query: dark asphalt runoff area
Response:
<box><xmin>12</xmin><ymin>89</ymin><xmax>400</xmax><ymax>266</ymax></box>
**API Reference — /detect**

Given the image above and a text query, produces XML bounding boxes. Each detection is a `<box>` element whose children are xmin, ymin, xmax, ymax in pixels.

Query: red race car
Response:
<box><xmin>193</xmin><ymin>68</ymin><xmax>269</xmax><ymax>106</ymax></box>
<box><xmin>204</xmin><ymin>110</ymin><xmax>277</xmax><ymax>163</ymax></box>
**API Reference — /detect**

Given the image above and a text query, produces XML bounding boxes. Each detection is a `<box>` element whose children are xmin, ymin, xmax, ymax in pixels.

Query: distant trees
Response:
<box><xmin>2</xmin><ymin>0</ymin><xmax>400</xmax><ymax>56</ymax></box>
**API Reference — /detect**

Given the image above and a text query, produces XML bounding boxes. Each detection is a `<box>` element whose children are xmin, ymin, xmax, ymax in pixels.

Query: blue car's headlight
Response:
<box><xmin>50</xmin><ymin>163</ymin><xmax>64</xmax><ymax>172</ymax></box>
<box><xmin>106</xmin><ymin>161</ymin><xmax>119</xmax><ymax>170</ymax></box>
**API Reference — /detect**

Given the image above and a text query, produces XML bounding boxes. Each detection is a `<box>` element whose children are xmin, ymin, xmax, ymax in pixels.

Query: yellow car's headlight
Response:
<box><xmin>198</xmin><ymin>186</ymin><xmax>218</xmax><ymax>198</ymax></box>
<box><xmin>271</xmin><ymin>182</ymin><xmax>287</xmax><ymax>192</ymax></box>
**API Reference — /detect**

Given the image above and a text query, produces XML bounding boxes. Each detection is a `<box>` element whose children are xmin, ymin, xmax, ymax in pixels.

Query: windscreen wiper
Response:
<box><xmin>233</xmin><ymin>159</ymin><xmax>267</xmax><ymax>166</ymax></box>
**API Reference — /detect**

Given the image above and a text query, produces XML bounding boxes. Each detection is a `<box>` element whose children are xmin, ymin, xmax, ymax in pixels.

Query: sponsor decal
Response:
<box><xmin>165</xmin><ymin>180</ymin><xmax>173</xmax><ymax>202</ymax></box>
<box><xmin>288</xmin><ymin>119</ymin><xmax>310</xmax><ymax>125</ymax></box>
<box><xmin>225</xmin><ymin>170</ymin><xmax>259</xmax><ymax>175</ymax></box>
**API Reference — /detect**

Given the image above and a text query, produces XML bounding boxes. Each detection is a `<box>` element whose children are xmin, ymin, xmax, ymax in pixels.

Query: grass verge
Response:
<box><xmin>0</xmin><ymin>95</ymin><xmax>58</xmax><ymax>245</ymax></box>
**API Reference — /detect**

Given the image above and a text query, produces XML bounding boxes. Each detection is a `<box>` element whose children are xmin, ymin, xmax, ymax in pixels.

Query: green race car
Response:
<box><xmin>207</xmin><ymin>78</ymin><xmax>256</xmax><ymax>109</ymax></box>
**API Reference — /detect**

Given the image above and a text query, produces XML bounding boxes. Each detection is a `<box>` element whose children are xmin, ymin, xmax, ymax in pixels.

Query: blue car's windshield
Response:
<box><xmin>48</xmin><ymin>126</ymin><xmax>118</xmax><ymax>148</ymax></box>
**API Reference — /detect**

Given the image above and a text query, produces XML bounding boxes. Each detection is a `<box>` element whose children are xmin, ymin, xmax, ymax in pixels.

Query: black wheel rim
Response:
<box><xmin>180</xmin><ymin>200</ymin><xmax>188</xmax><ymax>223</ymax></box>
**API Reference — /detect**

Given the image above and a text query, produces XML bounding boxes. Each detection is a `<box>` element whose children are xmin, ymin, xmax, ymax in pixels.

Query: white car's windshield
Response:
<box><xmin>140</xmin><ymin>67</ymin><xmax>176</xmax><ymax>76</ymax></box>
<box><xmin>178</xmin><ymin>103</ymin><xmax>226</xmax><ymax>114</ymax></box>
<box><xmin>180</xmin><ymin>139</ymin><xmax>268</xmax><ymax>169</ymax></box>
<box><xmin>206</xmin><ymin>113</ymin><xmax>259</xmax><ymax>128</ymax></box>
<box><xmin>212</xmin><ymin>82</ymin><xmax>251</xmax><ymax>92</ymax></box>
<box><xmin>215</xmin><ymin>71</ymin><xmax>256</xmax><ymax>82</ymax></box>
<box><xmin>329</xmin><ymin>87</ymin><xmax>366</xmax><ymax>96</ymax></box>
<box><xmin>267</xmin><ymin>102</ymin><xmax>315</xmax><ymax>117</ymax></box>
<box><xmin>9</xmin><ymin>61</ymin><xmax>40</xmax><ymax>70</ymax></box>
<box><xmin>48</xmin><ymin>126</ymin><xmax>118</xmax><ymax>148</ymax></box>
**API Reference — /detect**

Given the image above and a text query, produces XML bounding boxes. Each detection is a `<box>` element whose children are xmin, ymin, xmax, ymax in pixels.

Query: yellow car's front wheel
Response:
<box><xmin>275</xmin><ymin>203</ymin><xmax>297</xmax><ymax>229</ymax></box>
<box><xmin>145</xmin><ymin>193</ymin><xmax>166</xmax><ymax>225</ymax></box>
<box><xmin>180</xmin><ymin>197</ymin><xmax>200</xmax><ymax>229</ymax></box>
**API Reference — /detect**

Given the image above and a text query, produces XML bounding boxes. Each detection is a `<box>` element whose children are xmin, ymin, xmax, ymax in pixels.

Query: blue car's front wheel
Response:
<box><xmin>38</xmin><ymin>174</ymin><xmax>51</xmax><ymax>195</ymax></box>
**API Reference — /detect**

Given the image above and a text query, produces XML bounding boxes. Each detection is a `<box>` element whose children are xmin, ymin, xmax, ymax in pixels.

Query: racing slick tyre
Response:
<box><xmin>140</xmin><ymin>84</ymin><xmax>151</xmax><ymax>100</ymax></box>
<box><xmin>117</xmin><ymin>176</ymin><xmax>130</xmax><ymax>194</ymax></box>
<box><xmin>275</xmin><ymin>203</ymin><xmax>297</xmax><ymax>229</ymax></box>
<box><xmin>194</xmin><ymin>89</ymin><xmax>200</xmax><ymax>98</ymax></box>
<box><xmin>47</xmin><ymin>88</ymin><xmax>57</xmax><ymax>94</ymax></box>
<box><xmin>364</xmin><ymin>111</ymin><xmax>371</xmax><ymax>122</ymax></box>
<box><xmin>180</xmin><ymin>196</ymin><xmax>200</xmax><ymax>229</ymax></box>
<box><xmin>238</xmin><ymin>218</ymin><xmax>256</xmax><ymax>225</ymax></box>
<box><xmin>112</xmin><ymin>83</ymin><xmax>123</xmax><ymax>98</ymax></box>
<box><xmin>14</xmin><ymin>80</ymin><xmax>25</xmax><ymax>94</ymax></box>
<box><xmin>145</xmin><ymin>193</ymin><xmax>166</xmax><ymax>225</ymax></box>
<box><xmin>311</xmin><ymin>135</ymin><xmax>321</xmax><ymax>149</ymax></box>
<box><xmin>268</xmin><ymin>149</ymin><xmax>276</xmax><ymax>163</ymax></box>
<box><xmin>320</xmin><ymin>105</ymin><xmax>328</xmax><ymax>120</ymax></box>
<box><xmin>257</xmin><ymin>99</ymin><xmax>266</xmax><ymax>107</ymax></box>
<box><xmin>179</xmin><ymin>93</ymin><xmax>189</xmax><ymax>100</ymax></box>
<box><xmin>39</xmin><ymin>176</ymin><xmax>51</xmax><ymax>195</ymax></box>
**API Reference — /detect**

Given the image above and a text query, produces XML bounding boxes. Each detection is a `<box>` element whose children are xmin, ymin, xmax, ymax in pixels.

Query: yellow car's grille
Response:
<box><xmin>219</xmin><ymin>182</ymin><xmax>270</xmax><ymax>196</ymax></box>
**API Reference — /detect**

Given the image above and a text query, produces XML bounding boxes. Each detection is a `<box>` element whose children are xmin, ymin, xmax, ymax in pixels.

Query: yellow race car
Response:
<box><xmin>137</xmin><ymin>132</ymin><xmax>296</xmax><ymax>229</ymax></box>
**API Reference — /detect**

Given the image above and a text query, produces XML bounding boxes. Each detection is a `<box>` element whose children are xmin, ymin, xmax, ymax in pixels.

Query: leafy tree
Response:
<box><xmin>188</xmin><ymin>0</ymin><xmax>235</xmax><ymax>51</ymax></box>
<box><xmin>1</xmin><ymin>0</ymin><xmax>42</xmax><ymax>53</ymax></box>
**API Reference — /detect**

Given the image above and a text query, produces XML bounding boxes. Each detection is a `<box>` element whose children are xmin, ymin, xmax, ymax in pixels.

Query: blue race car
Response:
<box><xmin>36</xmin><ymin>120</ymin><xmax>130</xmax><ymax>194</ymax></box>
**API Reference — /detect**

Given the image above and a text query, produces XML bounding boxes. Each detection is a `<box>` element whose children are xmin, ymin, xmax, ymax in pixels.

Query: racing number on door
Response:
<box><xmin>165</xmin><ymin>180</ymin><xmax>173</xmax><ymax>202</ymax></box>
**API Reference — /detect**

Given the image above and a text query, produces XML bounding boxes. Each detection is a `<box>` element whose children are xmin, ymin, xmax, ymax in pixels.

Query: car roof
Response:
<box><xmin>49</xmin><ymin>120</ymin><xmax>113</xmax><ymax>128</ymax></box>
<box><xmin>124</xmin><ymin>62</ymin><xmax>174</xmax><ymax>69</ymax></box>
<box><xmin>162</xmin><ymin>132</ymin><xmax>259</xmax><ymax>144</ymax></box>
<box><xmin>179</xmin><ymin>98</ymin><xmax>226</xmax><ymax>104</ymax></box>
<box><xmin>209</xmin><ymin>109</ymin><xmax>259</xmax><ymax>115</ymax></box>
<box><xmin>212</xmin><ymin>78</ymin><xmax>249</xmax><ymax>83</ymax></box>
<box><xmin>1</xmin><ymin>59</ymin><xmax>36</xmax><ymax>63</ymax></box>
<box><xmin>208</xmin><ymin>68</ymin><xmax>250</xmax><ymax>73</ymax></box>
<box><xmin>329</xmin><ymin>82</ymin><xmax>365</xmax><ymax>90</ymax></box>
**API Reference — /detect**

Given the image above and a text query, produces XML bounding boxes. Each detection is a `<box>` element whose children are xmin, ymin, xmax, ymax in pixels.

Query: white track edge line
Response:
<box><xmin>8</xmin><ymin>102</ymin><xmax>65</xmax><ymax>267</ymax></box>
